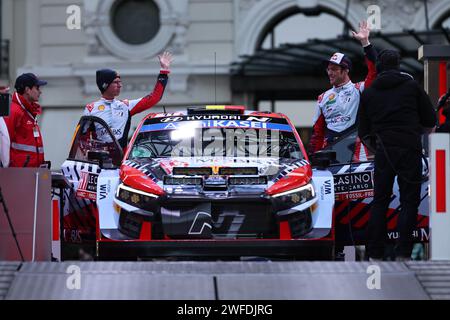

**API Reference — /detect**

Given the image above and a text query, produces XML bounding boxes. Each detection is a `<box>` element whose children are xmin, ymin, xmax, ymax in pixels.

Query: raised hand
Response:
<box><xmin>351</xmin><ymin>20</ymin><xmax>370</xmax><ymax>46</ymax></box>
<box><xmin>158</xmin><ymin>51</ymin><xmax>173</xmax><ymax>71</ymax></box>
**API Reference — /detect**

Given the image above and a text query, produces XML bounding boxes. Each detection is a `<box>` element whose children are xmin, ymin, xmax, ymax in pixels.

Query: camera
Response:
<box><xmin>0</xmin><ymin>93</ymin><xmax>10</xmax><ymax>117</ymax></box>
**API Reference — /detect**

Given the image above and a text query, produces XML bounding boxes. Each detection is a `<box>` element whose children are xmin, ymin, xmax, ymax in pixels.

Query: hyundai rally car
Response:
<box><xmin>56</xmin><ymin>106</ymin><xmax>335</xmax><ymax>260</ymax></box>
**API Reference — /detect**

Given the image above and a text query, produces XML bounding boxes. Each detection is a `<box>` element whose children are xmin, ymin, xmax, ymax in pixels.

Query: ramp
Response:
<box><xmin>3</xmin><ymin>261</ymin><xmax>431</xmax><ymax>300</ymax></box>
<box><xmin>0</xmin><ymin>262</ymin><xmax>21</xmax><ymax>300</ymax></box>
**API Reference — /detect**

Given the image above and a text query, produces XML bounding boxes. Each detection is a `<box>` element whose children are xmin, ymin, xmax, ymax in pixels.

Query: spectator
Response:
<box><xmin>3</xmin><ymin>75</ymin><xmax>48</xmax><ymax>168</ymax></box>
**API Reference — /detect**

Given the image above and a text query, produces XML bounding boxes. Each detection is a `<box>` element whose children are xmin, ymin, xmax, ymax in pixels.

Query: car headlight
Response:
<box><xmin>116</xmin><ymin>183</ymin><xmax>158</xmax><ymax>209</ymax></box>
<box><xmin>272</xmin><ymin>183</ymin><xmax>316</xmax><ymax>208</ymax></box>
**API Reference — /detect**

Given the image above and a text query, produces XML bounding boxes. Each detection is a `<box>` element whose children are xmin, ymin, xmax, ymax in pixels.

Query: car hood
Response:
<box><xmin>120</xmin><ymin>157</ymin><xmax>312</xmax><ymax>196</ymax></box>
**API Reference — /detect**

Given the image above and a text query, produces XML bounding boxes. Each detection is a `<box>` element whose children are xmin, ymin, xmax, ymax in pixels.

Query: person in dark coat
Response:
<box><xmin>358</xmin><ymin>49</ymin><xmax>436</xmax><ymax>261</ymax></box>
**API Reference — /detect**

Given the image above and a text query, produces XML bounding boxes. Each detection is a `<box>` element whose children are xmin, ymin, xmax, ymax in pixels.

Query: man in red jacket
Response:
<box><xmin>4</xmin><ymin>73</ymin><xmax>48</xmax><ymax>167</ymax></box>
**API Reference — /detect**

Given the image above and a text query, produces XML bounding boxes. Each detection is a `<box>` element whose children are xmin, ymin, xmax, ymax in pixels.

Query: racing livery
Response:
<box><xmin>55</xmin><ymin>106</ymin><xmax>430</xmax><ymax>261</ymax></box>
<box><xmin>57</xmin><ymin>106</ymin><xmax>335</xmax><ymax>260</ymax></box>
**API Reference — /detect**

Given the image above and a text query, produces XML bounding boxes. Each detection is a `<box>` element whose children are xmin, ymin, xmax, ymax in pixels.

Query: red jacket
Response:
<box><xmin>4</xmin><ymin>93</ymin><xmax>45</xmax><ymax>167</ymax></box>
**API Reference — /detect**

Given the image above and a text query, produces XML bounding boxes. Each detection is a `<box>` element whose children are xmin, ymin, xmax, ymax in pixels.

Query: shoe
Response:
<box><xmin>335</xmin><ymin>251</ymin><xmax>345</xmax><ymax>261</ymax></box>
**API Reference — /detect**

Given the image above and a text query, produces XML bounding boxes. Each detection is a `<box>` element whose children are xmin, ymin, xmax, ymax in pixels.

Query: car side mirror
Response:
<box><xmin>87</xmin><ymin>150</ymin><xmax>117</xmax><ymax>170</ymax></box>
<box><xmin>311</xmin><ymin>150</ymin><xmax>336</xmax><ymax>170</ymax></box>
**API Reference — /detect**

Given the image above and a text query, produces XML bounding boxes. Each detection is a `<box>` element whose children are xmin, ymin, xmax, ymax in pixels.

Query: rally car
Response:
<box><xmin>55</xmin><ymin>106</ymin><xmax>335</xmax><ymax>260</ymax></box>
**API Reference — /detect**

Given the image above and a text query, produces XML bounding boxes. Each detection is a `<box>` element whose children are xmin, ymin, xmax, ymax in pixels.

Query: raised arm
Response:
<box><xmin>352</xmin><ymin>21</ymin><xmax>377</xmax><ymax>89</ymax></box>
<box><xmin>129</xmin><ymin>51</ymin><xmax>173</xmax><ymax>116</ymax></box>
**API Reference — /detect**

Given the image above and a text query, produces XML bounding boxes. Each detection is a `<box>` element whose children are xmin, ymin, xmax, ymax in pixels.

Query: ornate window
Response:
<box><xmin>95</xmin><ymin>0</ymin><xmax>176</xmax><ymax>60</ymax></box>
<box><xmin>111</xmin><ymin>0</ymin><xmax>160</xmax><ymax>45</ymax></box>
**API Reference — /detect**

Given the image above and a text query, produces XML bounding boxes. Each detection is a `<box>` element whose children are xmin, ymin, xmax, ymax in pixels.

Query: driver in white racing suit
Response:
<box><xmin>308</xmin><ymin>21</ymin><xmax>377</xmax><ymax>154</ymax></box>
<box><xmin>84</xmin><ymin>51</ymin><xmax>173</xmax><ymax>149</ymax></box>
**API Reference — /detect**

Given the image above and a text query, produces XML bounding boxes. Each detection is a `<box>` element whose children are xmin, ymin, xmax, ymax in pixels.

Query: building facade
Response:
<box><xmin>1</xmin><ymin>0</ymin><xmax>450</xmax><ymax>167</ymax></box>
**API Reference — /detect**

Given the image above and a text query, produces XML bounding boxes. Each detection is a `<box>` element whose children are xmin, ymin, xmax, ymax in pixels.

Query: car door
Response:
<box><xmin>60</xmin><ymin>116</ymin><xmax>123</xmax><ymax>247</ymax></box>
<box><xmin>321</xmin><ymin>129</ymin><xmax>429</xmax><ymax>246</ymax></box>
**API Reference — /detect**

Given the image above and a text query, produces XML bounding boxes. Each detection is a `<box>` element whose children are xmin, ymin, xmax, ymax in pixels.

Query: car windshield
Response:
<box><xmin>128</xmin><ymin>117</ymin><xmax>304</xmax><ymax>160</ymax></box>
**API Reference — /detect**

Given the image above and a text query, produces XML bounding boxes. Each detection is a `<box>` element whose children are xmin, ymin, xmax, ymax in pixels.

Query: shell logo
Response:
<box><xmin>212</xmin><ymin>166</ymin><xmax>220</xmax><ymax>175</ymax></box>
<box><xmin>98</xmin><ymin>105</ymin><xmax>105</xmax><ymax>111</ymax></box>
<box><xmin>328</xmin><ymin>93</ymin><xmax>336</xmax><ymax>101</ymax></box>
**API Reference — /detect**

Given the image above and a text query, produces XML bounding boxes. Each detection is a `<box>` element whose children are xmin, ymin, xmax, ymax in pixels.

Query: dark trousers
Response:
<box><xmin>367</xmin><ymin>146</ymin><xmax>422</xmax><ymax>259</ymax></box>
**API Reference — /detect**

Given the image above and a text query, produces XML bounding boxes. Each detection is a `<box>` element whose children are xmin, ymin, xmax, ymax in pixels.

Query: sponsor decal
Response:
<box><xmin>319</xmin><ymin>180</ymin><xmax>333</xmax><ymax>200</ymax></box>
<box><xmin>214</xmin><ymin>211</ymin><xmax>245</xmax><ymax>235</ymax></box>
<box><xmin>211</xmin><ymin>166</ymin><xmax>220</xmax><ymax>175</ymax></box>
<box><xmin>329</xmin><ymin>116</ymin><xmax>351</xmax><ymax>124</ymax></box>
<box><xmin>324</xmin><ymin>180</ymin><xmax>332</xmax><ymax>194</ymax></box>
<box><xmin>63</xmin><ymin>229</ymin><xmax>82</xmax><ymax>243</ymax></box>
<box><xmin>149</xmin><ymin>115</ymin><xmax>283</xmax><ymax>124</ymax></box>
<box><xmin>99</xmin><ymin>181</ymin><xmax>111</xmax><ymax>201</ymax></box>
<box><xmin>98</xmin><ymin>105</ymin><xmax>105</xmax><ymax>111</ymax></box>
<box><xmin>161</xmin><ymin>117</ymin><xmax>184</xmax><ymax>122</ymax></box>
<box><xmin>246</xmin><ymin>116</ymin><xmax>270</xmax><ymax>122</ymax></box>
<box><xmin>330</xmin><ymin>53</ymin><xmax>342</xmax><ymax>63</ymax></box>
<box><xmin>86</xmin><ymin>104</ymin><xmax>94</xmax><ymax>113</ymax></box>
<box><xmin>140</xmin><ymin>121</ymin><xmax>291</xmax><ymax>132</ymax></box>
<box><xmin>334</xmin><ymin>171</ymin><xmax>374</xmax><ymax>200</ymax></box>
<box><xmin>186</xmin><ymin>115</ymin><xmax>241</xmax><ymax>121</ymax></box>
<box><xmin>76</xmin><ymin>171</ymin><xmax>98</xmax><ymax>201</ymax></box>
<box><xmin>387</xmin><ymin>228</ymin><xmax>429</xmax><ymax>242</ymax></box>
<box><xmin>325</xmin><ymin>94</ymin><xmax>337</xmax><ymax>106</ymax></box>
<box><xmin>189</xmin><ymin>212</ymin><xmax>212</xmax><ymax>235</ymax></box>
<box><xmin>99</xmin><ymin>127</ymin><xmax>122</xmax><ymax>137</ymax></box>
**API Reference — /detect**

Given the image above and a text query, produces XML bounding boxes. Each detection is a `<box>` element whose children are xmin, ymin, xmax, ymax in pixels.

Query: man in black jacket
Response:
<box><xmin>358</xmin><ymin>49</ymin><xmax>436</xmax><ymax>261</ymax></box>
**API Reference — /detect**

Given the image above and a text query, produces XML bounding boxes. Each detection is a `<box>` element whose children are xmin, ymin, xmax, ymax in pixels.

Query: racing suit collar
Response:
<box><xmin>333</xmin><ymin>80</ymin><xmax>352</xmax><ymax>92</ymax></box>
<box><xmin>100</xmin><ymin>97</ymin><xmax>116</xmax><ymax>104</ymax></box>
<box><xmin>12</xmin><ymin>92</ymin><xmax>42</xmax><ymax>117</ymax></box>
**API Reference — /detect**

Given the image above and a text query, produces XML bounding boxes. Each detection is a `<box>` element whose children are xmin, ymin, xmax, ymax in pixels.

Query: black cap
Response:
<box><xmin>96</xmin><ymin>69</ymin><xmax>120</xmax><ymax>93</ymax></box>
<box><xmin>377</xmin><ymin>49</ymin><xmax>400</xmax><ymax>72</ymax></box>
<box><xmin>14</xmin><ymin>73</ymin><xmax>48</xmax><ymax>92</ymax></box>
<box><xmin>323</xmin><ymin>52</ymin><xmax>352</xmax><ymax>70</ymax></box>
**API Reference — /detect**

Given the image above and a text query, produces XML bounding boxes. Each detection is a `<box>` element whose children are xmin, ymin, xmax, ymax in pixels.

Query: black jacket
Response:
<box><xmin>358</xmin><ymin>70</ymin><xmax>436</xmax><ymax>150</ymax></box>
